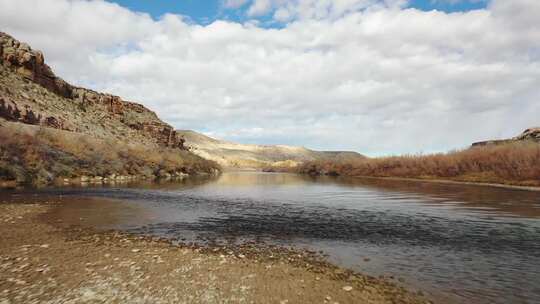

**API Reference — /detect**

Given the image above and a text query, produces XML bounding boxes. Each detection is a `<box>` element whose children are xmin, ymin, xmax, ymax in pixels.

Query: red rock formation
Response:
<box><xmin>0</xmin><ymin>32</ymin><xmax>188</xmax><ymax>150</ymax></box>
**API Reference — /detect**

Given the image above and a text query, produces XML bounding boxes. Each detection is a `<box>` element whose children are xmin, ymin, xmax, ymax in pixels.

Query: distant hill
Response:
<box><xmin>177</xmin><ymin>130</ymin><xmax>366</xmax><ymax>170</ymax></box>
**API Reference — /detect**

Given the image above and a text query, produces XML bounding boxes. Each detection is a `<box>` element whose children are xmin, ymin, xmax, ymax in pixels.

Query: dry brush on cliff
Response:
<box><xmin>297</xmin><ymin>142</ymin><xmax>540</xmax><ymax>187</ymax></box>
<box><xmin>0</xmin><ymin>120</ymin><xmax>219</xmax><ymax>185</ymax></box>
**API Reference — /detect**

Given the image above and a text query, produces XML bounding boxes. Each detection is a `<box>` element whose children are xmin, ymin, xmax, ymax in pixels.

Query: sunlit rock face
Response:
<box><xmin>176</xmin><ymin>129</ymin><xmax>365</xmax><ymax>169</ymax></box>
<box><xmin>0</xmin><ymin>31</ymin><xmax>187</xmax><ymax>150</ymax></box>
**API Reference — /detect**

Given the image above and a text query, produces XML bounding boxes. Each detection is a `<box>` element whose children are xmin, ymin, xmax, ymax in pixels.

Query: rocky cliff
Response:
<box><xmin>0</xmin><ymin>32</ymin><xmax>186</xmax><ymax>149</ymax></box>
<box><xmin>472</xmin><ymin>128</ymin><xmax>540</xmax><ymax>147</ymax></box>
<box><xmin>0</xmin><ymin>32</ymin><xmax>219</xmax><ymax>185</ymax></box>
<box><xmin>176</xmin><ymin>130</ymin><xmax>365</xmax><ymax>169</ymax></box>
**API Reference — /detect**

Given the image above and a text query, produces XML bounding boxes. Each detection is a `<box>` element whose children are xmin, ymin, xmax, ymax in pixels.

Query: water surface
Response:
<box><xmin>4</xmin><ymin>172</ymin><xmax>540</xmax><ymax>304</ymax></box>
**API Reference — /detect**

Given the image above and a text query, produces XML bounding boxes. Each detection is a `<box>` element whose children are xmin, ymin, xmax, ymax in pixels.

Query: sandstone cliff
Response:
<box><xmin>176</xmin><ymin>130</ymin><xmax>365</xmax><ymax>169</ymax></box>
<box><xmin>0</xmin><ymin>32</ymin><xmax>219</xmax><ymax>185</ymax></box>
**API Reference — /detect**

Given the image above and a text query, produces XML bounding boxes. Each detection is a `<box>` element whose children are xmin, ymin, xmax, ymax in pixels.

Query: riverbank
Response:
<box><xmin>351</xmin><ymin>176</ymin><xmax>540</xmax><ymax>192</ymax></box>
<box><xmin>296</xmin><ymin>141</ymin><xmax>540</xmax><ymax>188</ymax></box>
<box><xmin>0</xmin><ymin>200</ymin><xmax>431</xmax><ymax>304</ymax></box>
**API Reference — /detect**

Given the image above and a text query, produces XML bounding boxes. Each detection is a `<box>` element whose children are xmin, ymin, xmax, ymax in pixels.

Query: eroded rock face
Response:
<box><xmin>0</xmin><ymin>97</ymin><xmax>71</xmax><ymax>130</ymax></box>
<box><xmin>516</xmin><ymin>128</ymin><xmax>540</xmax><ymax>142</ymax></box>
<box><xmin>472</xmin><ymin>128</ymin><xmax>540</xmax><ymax>147</ymax></box>
<box><xmin>0</xmin><ymin>32</ymin><xmax>187</xmax><ymax>150</ymax></box>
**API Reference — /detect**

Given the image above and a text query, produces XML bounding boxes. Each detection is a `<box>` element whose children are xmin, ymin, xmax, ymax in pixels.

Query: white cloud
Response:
<box><xmin>223</xmin><ymin>0</ymin><xmax>250</xmax><ymax>9</ymax></box>
<box><xmin>247</xmin><ymin>0</ymin><xmax>274</xmax><ymax>16</ymax></box>
<box><xmin>245</xmin><ymin>0</ymin><xmax>408</xmax><ymax>21</ymax></box>
<box><xmin>0</xmin><ymin>0</ymin><xmax>539</xmax><ymax>156</ymax></box>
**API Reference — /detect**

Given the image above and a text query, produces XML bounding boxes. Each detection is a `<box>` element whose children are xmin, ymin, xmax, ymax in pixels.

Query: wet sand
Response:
<box><xmin>0</xmin><ymin>201</ymin><xmax>431</xmax><ymax>304</ymax></box>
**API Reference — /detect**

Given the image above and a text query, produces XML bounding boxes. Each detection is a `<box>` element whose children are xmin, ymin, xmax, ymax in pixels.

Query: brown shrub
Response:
<box><xmin>297</xmin><ymin>143</ymin><xmax>540</xmax><ymax>187</ymax></box>
<box><xmin>0</xmin><ymin>123</ymin><xmax>220</xmax><ymax>185</ymax></box>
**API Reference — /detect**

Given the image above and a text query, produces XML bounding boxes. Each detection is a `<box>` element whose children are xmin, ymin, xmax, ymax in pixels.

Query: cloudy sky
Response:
<box><xmin>0</xmin><ymin>0</ymin><xmax>539</xmax><ymax>156</ymax></box>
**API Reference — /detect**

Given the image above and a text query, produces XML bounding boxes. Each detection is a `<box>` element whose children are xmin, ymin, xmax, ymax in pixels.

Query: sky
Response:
<box><xmin>105</xmin><ymin>0</ymin><xmax>489</xmax><ymax>24</ymax></box>
<box><xmin>0</xmin><ymin>0</ymin><xmax>538</xmax><ymax>156</ymax></box>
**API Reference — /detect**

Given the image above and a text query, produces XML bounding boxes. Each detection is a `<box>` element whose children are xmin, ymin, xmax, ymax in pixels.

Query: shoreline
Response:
<box><xmin>349</xmin><ymin>175</ymin><xmax>540</xmax><ymax>192</ymax></box>
<box><xmin>4</xmin><ymin>170</ymin><xmax>539</xmax><ymax>193</ymax></box>
<box><xmin>0</xmin><ymin>200</ymin><xmax>432</xmax><ymax>304</ymax></box>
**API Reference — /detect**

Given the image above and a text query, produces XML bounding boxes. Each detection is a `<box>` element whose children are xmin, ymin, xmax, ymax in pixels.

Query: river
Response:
<box><xmin>3</xmin><ymin>172</ymin><xmax>540</xmax><ymax>303</ymax></box>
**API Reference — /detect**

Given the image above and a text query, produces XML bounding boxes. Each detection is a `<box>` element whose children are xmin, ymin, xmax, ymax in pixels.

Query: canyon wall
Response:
<box><xmin>0</xmin><ymin>32</ymin><xmax>186</xmax><ymax>150</ymax></box>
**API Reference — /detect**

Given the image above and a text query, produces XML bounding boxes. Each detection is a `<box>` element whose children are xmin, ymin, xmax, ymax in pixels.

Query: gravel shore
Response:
<box><xmin>0</xmin><ymin>201</ymin><xmax>432</xmax><ymax>304</ymax></box>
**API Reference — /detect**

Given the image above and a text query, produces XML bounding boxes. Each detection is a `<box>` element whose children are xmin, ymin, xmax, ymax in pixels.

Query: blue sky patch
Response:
<box><xmin>407</xmin><ymin>0</ymin><xmax>488</xmax><ymax>13</ymax></box>
<box><xmin>107</xmin><ymin>0</ymin><xmax>489</xmax><ymax>25</ymax></box>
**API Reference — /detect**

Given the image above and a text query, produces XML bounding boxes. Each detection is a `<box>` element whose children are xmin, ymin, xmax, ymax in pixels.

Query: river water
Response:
<box><xmin>4</xmin><ymin>172</ymin><xmax>540</xmax><ymax>303</ymax></box>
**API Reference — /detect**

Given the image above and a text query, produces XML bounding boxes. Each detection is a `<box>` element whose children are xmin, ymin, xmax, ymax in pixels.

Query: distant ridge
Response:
<box><xmin>177</xmin><ymin>130</ymin><xmax>366</xmax><ymax>169</ymax></box>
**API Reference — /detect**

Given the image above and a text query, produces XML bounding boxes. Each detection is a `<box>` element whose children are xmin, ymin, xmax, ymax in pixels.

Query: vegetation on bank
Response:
<box><xmin>297</xmin><ymin>142</ymin><xmax>540</xmax><ymax>187</ymax></box>
<box><xmin>0</xmin><ymin>122</ymin><xmax>220</xmax><ymax>186</ymax></box>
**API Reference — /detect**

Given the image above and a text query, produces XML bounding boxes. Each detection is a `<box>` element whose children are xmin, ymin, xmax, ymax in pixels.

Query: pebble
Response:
<box><xmin>40</xmin><ymin>244</ymin><xmax>50</xmax><ymax>248</ymax></box>
<box><xmin>342</xmin><ymin>286</ymin><xmax>353</xmax><ymax>292</ymax></box>
<box><xmin>19</xmin><ymin>263</ymin><xmax>30</xmax><ymax>269</ymax></box>
<box><xmin>131</xmin><ymin>249</ymin><xmax>141</xmax><ymax>253</ymax></box>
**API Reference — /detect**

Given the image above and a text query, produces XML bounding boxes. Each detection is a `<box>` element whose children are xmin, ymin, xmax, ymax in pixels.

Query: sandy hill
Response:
<box><xmin>177</xmin><ymin>130</ymin><xmax>365</xmax><ymax>169</ymax></box>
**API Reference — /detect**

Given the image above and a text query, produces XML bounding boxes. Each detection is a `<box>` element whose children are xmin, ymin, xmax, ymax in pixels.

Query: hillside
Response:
<box><xmin>176</xmin><ymin>130</ymin><xmax>365</xmax><ymax>169</ymax></box>
<box><xmin>0</xmin><ymin>32</ymin><xmax>219</xmax><ymax>186</ymax></box>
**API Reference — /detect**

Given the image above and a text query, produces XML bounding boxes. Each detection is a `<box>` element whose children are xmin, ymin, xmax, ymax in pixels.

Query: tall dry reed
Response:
<box><xmin>297</xmin><ymin>143</ymin><xmax>540</xmax><ymax>186</ymax></box>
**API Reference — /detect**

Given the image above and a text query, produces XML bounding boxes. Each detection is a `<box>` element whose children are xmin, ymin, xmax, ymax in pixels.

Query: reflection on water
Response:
<box><xmin>3</xmin><ymin>172</ymin><xmax>540</xmax><ymax>304</ymax></box>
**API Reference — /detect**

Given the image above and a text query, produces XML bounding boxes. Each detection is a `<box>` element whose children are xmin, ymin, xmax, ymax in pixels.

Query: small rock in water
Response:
<box><xmin>40</xmin><ymin>244</ymin><xmax>50</xmax><ymax>248</ymax></box>
<box><xmin>342</xmin><ymin>286</ymin><xmax>353</xmax><ymax>292</ymax></box>
<box><xmin>131</xmin><ymin>249</ymin><xmax>141</xmax><ymax>253</ymax></box>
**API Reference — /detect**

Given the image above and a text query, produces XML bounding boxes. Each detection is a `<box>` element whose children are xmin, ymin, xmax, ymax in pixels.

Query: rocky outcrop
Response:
<box><xmin>0</xmin><ymin>97</ymin><xmax>72</xmax><ymax>130</ymax></box>
<box><xmin>0</xmin><ymin>32</ymin><xmax>186</xmax><ymax>150</ymax></box>
<box><xmin>515</xmin><ymin>128</ymin><xmax>540</xmax><ymax>142</ymax></box>
<box><xmin>0</xmin><ymin>36</ymin><xmax>72</xmax><ymax>98</ymax></box>
<box><xmin>472</xmin><ymin>128</ymin><xmax>540</xmax><ymax>147</ymax></box>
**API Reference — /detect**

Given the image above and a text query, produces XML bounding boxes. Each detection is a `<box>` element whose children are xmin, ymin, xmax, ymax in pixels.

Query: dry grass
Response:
<box><xmin>0</xmin><ymin>122</ymin><xmax>220</xmax><ymax>185</ymax></box>
<box><xmin>297</xmin><ymin>142</ymin><xmax>540</xmax><ymax>187</ymax></box>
